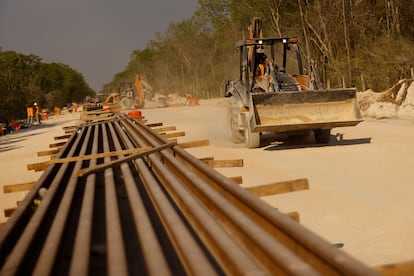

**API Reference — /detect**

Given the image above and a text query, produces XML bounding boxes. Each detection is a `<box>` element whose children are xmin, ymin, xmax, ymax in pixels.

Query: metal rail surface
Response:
<box><xmin>0</xmin><ymin>114</ymin><xmax>378</xmax><ymax>275</ymax></box>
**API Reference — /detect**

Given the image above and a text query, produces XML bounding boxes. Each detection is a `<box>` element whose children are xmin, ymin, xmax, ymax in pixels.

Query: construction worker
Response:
<box><xmin>34</xmin><ymin>103</ymin><xmax>41</xmax><ymax>124</ymax></box>
<box><xmin>255</xmin><ymin>54</ymin><xmax>266</xmax><ymax>80</ymax></box>
<box><xmin>72</xmin><ymin>102</ymin><xmax>78</xmax><ymax>112</ymax></box>
<box><xmin>27</xmin><ymin>105</ymin><xmax>34</xmax><ymax>126</ymax></box>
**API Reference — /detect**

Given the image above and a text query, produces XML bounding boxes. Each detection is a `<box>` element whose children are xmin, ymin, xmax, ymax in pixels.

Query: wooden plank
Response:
<box><xmin>178</xmin><ymin>139</ymin><xmax>210</xmax><ymax>148</ymax></box>
<box><xmin>54</xmin><ymin>134</ymin><xmax>72</xmax><ymax>140</ymax></box>
<box><xmin>206</xmin><ymin>159</ymin><xmax>243</xmax><ymax>168</ymax></box>
<box><xmin>153</xmin><ymin>126</ymin><xmax>176</xmax><ymax>132</ymax></box>
<box><xmin>49</xmin><ymin>141</ymin><xmax>67</xmax><ymax>148</ymax></box>
<box><xmin>79</xmin><ymin>117</ymin><xmax>124</xmax><ymax>128</ymax></box>
<box><xmin>4</xmin><ymin>208</ymin><xmax>16</xmax><ymax>218</ymax></box>
<box><xmin>62</xmin><ymin>125</ymin><xmax>78</xmax><ymax>131</ymax></box>
<box><xmin>37</xmin><ymin>148</ymin><xmax>60</xmax><ymax>157</ymax></box>
<box><xmin>3</xmin><ymin>181</ymin><xmax>36</xmax><ymax>193</ymax></box>
<box><xmin>65</xmin><ymin>130</ymin><xmax>76</xmax><ymax>135</ymax></box>
<box><xmin>28</xmin><ymin>147</ymin><xmax>153</xmax><ymax>171</ymax></box>
<box><xmin>77</xmin><ymin>142</ymin><xmax>176</xmax><ymax>177</ymax></box>
<box><xmin>375</xmin><ymin>260</ymin><xmax>414</xmax><ymax>275</ymax></box>
<box><xmin>245</xmin><ymin>178</ymin><xmax>309</xmax><ymax>197</ymax></box>
<box><xmin>284</xmin><ymin>211</ymin><xmax>300</xmax><ymax>222</ymax></box>
<box><xmin>48</xmin><ymin>146</ymin><xmax>152</xmax><ymax>164</ymax></box>
<box><xmin>81</xmin><ymin>115</ymin><xmax>116</xmax><ymax>124</ymax></box>
<box><xmin>198</xmin><ymin>157</ymin><xmax>214</xmax><ymax>162</ymax></box>
<box><xmin>168</xmin><ymin>139</ymin><xmax>178</xmax><ymax>144</ymax></box>
<box><xmin>162</xmin><ymin>131</ymin><xmax>185</xmax><ymax>139</ymax></box>
<box><xmin>82</xmin><ymin>110</ymin><xmax>112</xmax><ymax>116</ymax></box>
<box><xmin>27</xmin><ymin>162</ymin><xmax>49</xmax><ymax>172</ymax></box>
<box><xmin>228</xmin><ymin>176</ymin><xmax>243</xmax><ymax>184</ymax></box>
<box><xmin>146</xmin><ymin>122</ymin><xmax>163</xmax><ymax>127</ymax></box>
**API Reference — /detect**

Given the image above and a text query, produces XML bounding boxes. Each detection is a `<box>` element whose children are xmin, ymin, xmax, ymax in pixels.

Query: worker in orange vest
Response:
<box><xmin>27</xmin><ymin>105</ymin><xmax>34</xmax><ymax>126</ymax></box>
<box><xmin>255</xmin><ymin>54</ymin><xmax>266</xmax><ymax>81</ymax></box>
<box><xmin>34</xmin><ymin>103</ymin><xmax>41</xmax><ymax>124</ymax></box>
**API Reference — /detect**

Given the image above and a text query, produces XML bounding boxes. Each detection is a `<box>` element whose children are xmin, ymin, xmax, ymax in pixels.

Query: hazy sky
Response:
<box><xmin>0</xmin><ymin>0</ymin><xmax>199</xmax><ymax>91</ymax></box>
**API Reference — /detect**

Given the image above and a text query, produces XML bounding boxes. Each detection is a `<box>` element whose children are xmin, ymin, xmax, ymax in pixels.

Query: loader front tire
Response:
<box><xmin>227</xmin><ymin>101</ymin><xmax>244</xmax><ymax>143</ymax></box>
<box><xmin>314</xmin><ymin>129</ymin><xmax>331</xmax><ymax>144</ymax></box>
<box><xmin>244</xmin><ymin>119</ymin><xmax>260</xmax><ymax>149</ymax></box>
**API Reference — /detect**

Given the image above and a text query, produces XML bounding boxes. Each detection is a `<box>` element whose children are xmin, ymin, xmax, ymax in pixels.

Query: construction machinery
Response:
<box><xmin>224</xmin><ymin>18</ymin><xmax>363</xmax><ymax>148</ymax></box>
<box><xmin>104</xmin><ymin>74</ymin><xmax>152</xmax><ymax>110</ymax></box>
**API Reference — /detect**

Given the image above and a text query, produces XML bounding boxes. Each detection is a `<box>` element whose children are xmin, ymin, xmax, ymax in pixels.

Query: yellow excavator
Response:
<box><xmin>224</xmin><ymin>17</ymin><xmax>363</xmax><ymax>148</ymax></box>
<box><xmin>104</xmin><ymin>74</ymin><xmax>152</xmax><ymax>110</ymax></box>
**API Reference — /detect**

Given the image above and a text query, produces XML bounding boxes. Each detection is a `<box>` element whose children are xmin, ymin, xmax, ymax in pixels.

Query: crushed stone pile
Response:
<box><xmin>358</xmin><ymin>79</ymin><xmax>414</xmax><ymax>121</ymax></box>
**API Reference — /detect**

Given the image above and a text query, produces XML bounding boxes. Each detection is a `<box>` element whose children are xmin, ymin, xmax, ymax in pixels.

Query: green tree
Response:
<box><xmin>0</xmin><ymin>51</ymin><xmax>95</xmax><ymax>119</ymax></box>
<box><xmin>105</xmin><ymin>0</ymin><xmax>414</xmax><ymax>97</ymax></box>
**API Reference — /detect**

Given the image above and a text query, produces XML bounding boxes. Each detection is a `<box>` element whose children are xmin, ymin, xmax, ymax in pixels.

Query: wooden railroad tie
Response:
<box><xmin>152</xmin><ymin>126</ymin><xmax>176</xmax><ymax>132</ymax></box>
<box><xmin>162</xmin><ymin>131</ymin><xmax>185</xmax><ymax>139</ymax></box>
<box><xmin>283</xmin><ymin>211</ymin><xmax>300</xmax><ymax>222</ymax></box>
<box><xmin>178</xmin><ymin>139</ymin><xmax>210</xmax><ymax>148</ymax></box>
<box><xmin>37</xmin><ymin>148</ymin><xmax>61</xmax><ymax>157</ymax></box>
<box><xmin>245</xmin><ymin>178</ymin><xmax>309</xmax><ymax>197</ymax></box>
<box><xmin>375</xmin><ymin>259</ymin><xmax>414</xmax><ymax>275</ymax></box>
<box><xmin>28</xmin><ymin>146</ymin><xmax>154</xmax><ymax>172</ymax></box>
<box><xmin>3</xmin><ymin>181</ymin><xmax>36</xmax><ymax>193</ymax></box>
<box><xmin>204</xmin><ymin>159</ymin><xmax>243</xmax><ymax>168</ymax></box>
<box><xmin>81</xmin><ymin>109</ymin><xmax>113</xmax><ymax>116</ymax></box>
<box><xmin>81</xmin><ymin>115</ymin><xmax>116</xmax><ymax>124</ymax></box>
<box><xmin>65</xmin><ymin>130</ymin><xmax>76</xmax><ymax>135</ymax></box>
<box><xmin>62</xmin><ymin>125</ymin><xmax>78</xmax><ymax>131</ymax></box>
<box><xmin>49</xmin><ymin>141</ymin><xmax>67</xmax><ymax>149</ymax></box>
<box><xmin>146</xmin><ymin>122</ymin><xmax>163</xmax><ymax>127</ymax></box>
<box><xmin>228</xmin><ymin>176</ymin><xmax>243</xmax><ymax>184</ymax></box>
<box><xmin>77</xmin><ymin>141</ymin><xmax>176</xmax><ymax>177</ymax></box>
<box><xmin>54</xmin><ymin>134</ymin><xmax>72</xmax><ymax>140</ymax></box>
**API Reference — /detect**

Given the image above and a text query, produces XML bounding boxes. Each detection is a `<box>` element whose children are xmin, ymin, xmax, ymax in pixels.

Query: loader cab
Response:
<box><xmin>236</xmin><ymin>37</ymin><xmax>305</xmax><ymax>93</ymax></box>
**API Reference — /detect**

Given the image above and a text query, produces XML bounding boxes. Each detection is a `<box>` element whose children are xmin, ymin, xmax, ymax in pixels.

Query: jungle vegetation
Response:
<box><xmin>105</xmin><ymin>0</ymin><xmax>414</xmax><ymax>99</ymax></box>
<box><xmin>0</xmin><ymin>50</ymin><xmax>94</xmax><ymax>119</ymax></box>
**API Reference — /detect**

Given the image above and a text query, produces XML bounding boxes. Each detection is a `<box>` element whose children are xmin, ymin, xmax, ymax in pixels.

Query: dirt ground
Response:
<box><xmin>1</xmin><ymin>95</ymin><xmax>413</xmax><ymax>268</ymax></box>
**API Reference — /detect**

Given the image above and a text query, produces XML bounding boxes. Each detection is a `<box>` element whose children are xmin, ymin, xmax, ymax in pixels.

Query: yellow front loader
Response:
<box><xmin>224</xmin><ymin>21</ymin><xmax>362</xmax><ymax>148</ymax></box>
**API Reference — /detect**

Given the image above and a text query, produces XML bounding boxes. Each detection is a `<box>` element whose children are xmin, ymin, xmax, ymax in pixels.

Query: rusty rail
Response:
<box><xmin>0</xmin><ymin>114</ymin><xmax>378</xmax><ymax>275</ymax></box>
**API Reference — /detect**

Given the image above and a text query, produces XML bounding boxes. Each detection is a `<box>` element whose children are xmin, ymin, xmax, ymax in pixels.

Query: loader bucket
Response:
<box><xmin>250</xmin><ymin>88</ymin><xmax>363</xmax><ymax>132</ymax></box>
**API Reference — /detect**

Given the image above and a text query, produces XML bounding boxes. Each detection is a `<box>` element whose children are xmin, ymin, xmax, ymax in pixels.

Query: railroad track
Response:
<box><xmin>0</xmin><ymin>111</ymin><xmax>378</xmax><ymax>275</ymax></box>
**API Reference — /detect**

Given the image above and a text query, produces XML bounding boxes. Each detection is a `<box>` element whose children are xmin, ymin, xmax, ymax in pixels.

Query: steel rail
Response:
<box><xmin>69</xmin><ymin>125</ymin><xmax>99</xmax><ymax>276</ymax></box>
<box><xmin>112</xmin><ymin>121</ymin><xmax>171</xmax><ymax>276</ymax></box>
<box><xmin>120</xmin><ymin>115</ymin><xmax>378</xmax><ymax>276</ymax></box>
<box><xmin>120</xmin><ymin>117</ymin><xmax>317</xmax><ymax>275</ymax></box>
<box><xmin>118</xmin><ymin>119</ymin><xmax>268</xmax><ymax>275</ymax></box>
<box><xmin>173</xmin><ymin>143</ymin><xmax>372</xmax><ymax>275</ymax></box>
<box><xmin>0</xmin><ymin>113</ymin><xmax>379</xmax><ymax>276</ymax></box>
<box><xmin>1</xmin><ymin>126</ymin><xmax>86</xmax><ymax>275</ymax></box>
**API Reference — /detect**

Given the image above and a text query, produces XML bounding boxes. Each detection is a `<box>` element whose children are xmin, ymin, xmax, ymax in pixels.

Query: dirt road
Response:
<box><xmin>1</xmin><ymin>99</ymin><xmax>413</xmax><ymax>268</ymax></box>
<box><xmin>143</xmin><ymin>98</ymin><xmax>414</xmax><ymax>267</ymax></box>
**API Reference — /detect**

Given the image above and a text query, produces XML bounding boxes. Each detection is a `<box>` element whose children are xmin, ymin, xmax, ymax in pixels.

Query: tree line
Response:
<box><xmin>105</xmin><ymin>0</ymin><xmax>414</xmax><ymax>98</ymax></box>
<box><xmin>0</xmin><ymin>50</ymin><xmax>94</xmax><ymax>120</ymax></box>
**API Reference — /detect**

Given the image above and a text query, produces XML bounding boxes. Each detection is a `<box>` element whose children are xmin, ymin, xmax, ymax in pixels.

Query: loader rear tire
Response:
<box><xmin>244</xmin><ymin>119</ymin><xmax>260</xmax><ymax>149</ymax></box>
<box><xmin>314</xmin><ymin>129</ymin><xmax>331</xmax><ymax>144</ymax></box>
<box><xmin>120</xmin><ymin>97</ymin><xmax>132</xmax><ymax>110</ymax></box>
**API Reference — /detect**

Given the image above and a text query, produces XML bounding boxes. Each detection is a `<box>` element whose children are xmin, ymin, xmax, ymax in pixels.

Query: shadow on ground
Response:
<box><xmin>263</xmin><ymin>132</ymin><xmax>372</xmax><ymax>151</ymax></box>
<box><xmin>0</xmin><ymin>122</ymin><xmax>62</xmax><ymax>153</ymax></box>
